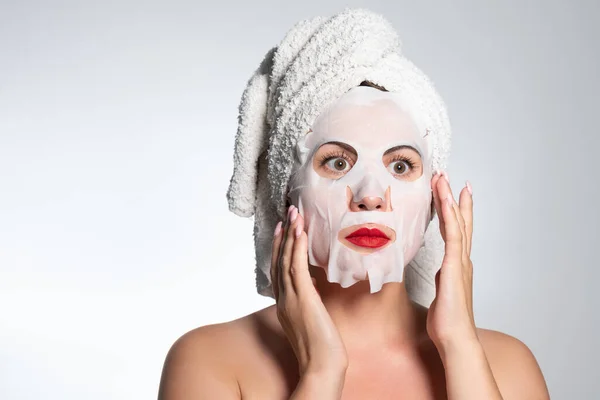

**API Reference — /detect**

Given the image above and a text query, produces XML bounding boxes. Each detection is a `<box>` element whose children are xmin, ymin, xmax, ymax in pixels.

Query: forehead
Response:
<box><xmin>306</xmin><ymin>86</ymin><xmax>427</xmax><ymax>154</ymax></box>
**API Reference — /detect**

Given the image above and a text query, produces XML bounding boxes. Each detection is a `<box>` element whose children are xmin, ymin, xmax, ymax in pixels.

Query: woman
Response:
<box><xmin>158</xmin><ymin>8</ymin><xmax>549</xmax><ymax>400</ymax></box>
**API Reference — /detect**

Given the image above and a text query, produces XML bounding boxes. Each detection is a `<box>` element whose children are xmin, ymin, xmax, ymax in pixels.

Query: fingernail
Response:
<box><xmin>295</xmin><ymin>224</ymin><xmax>302</xmax><ymax>238</ymax></box>
<box><xmin>287</xmin><ymin>205</ymin><xmax>294</xmax><ymax>217</ymax></box>
<box><xmin>465</xmin><ymin>180</ymin><xmax>473</xmax><ymax>196</ymax></box>
<box><xmin>274</xmin><ymin>221</ymin><xmax>282</xmax><ymax>237</ymax></box>
<box><xmin>290</xmin><ymin>207</ymin><xmax>298</xmax><ymax>223</ymax></box>
<box><xmin>441</xmin><ymin>170</ymin><xmax>449</xmax><ymax>183</ymax></box>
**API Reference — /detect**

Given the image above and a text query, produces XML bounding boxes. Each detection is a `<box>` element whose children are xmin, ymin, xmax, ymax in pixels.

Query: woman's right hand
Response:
<box><xmin>271</xmin><ymin>205</ymin><xmax>348</xmax><ymax>381</ymax></box>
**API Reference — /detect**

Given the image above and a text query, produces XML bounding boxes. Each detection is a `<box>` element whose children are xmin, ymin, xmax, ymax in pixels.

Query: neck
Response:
<box><xmin>309</xmin><ymin>265</ymin><xmax>428</xmax><ymax>351</ymax></box>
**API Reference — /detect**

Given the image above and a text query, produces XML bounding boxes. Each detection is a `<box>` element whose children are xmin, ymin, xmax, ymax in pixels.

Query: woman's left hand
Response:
<box><xmin>426</xmin><ymin>171</ymin><xmax>477</xmax><ymax>354</ymax></box>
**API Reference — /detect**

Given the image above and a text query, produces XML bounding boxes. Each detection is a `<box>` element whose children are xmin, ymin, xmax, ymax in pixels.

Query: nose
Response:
<box><xmin>347</xmin><ymin>187</ymin><xmax>392</xmax><ymax>212</ymax></box>
<box><xmin>352</xmin><ymin>196</ymin><xmax>385</xmax><ymax>211</ymax></box>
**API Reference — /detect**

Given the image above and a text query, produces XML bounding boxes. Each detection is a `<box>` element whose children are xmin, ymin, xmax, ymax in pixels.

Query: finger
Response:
<box><xmin>430</xmin><ymin>170</ymin><xmax>444</xmax><ymax>191</ymax></box>
<box><xmin>452</xmin><ymin>195</ymin><xmax>472</xmax><ymax>311</ymax></box>
<box><xmin>290</xmin><ymin>214</ymin><xmax>314</xmax><ymax>296</ymax></box>
<box><xmin>433</xmin><ymin>172</ymin><xmax>447</xmax><ymax>240</ymax></box>
<box><xmin>460</xmin><ymin>181</ymin><xmax>474</xmax><ymax>256</ymax></box>
<box><xmin>436</xmin><ymin>174</ymin><xmax>458</xmax><ymax>232</ymax></box>
<box><xmin>271</xmin><ymin>220</ymin><xmax>283</xmax><ymax>301</ymax></box>
<box><xmin>439</xmin><ymin>177</ymin><xmax>470</xmax><ymax>280</ymax></box>
<box><xmin>431</xmin><ymin>171</ymin><xmax>444</xmax><ymax>224</ymax></box>
<box><xmin>280</xmin><ymin>206</ymin><xmax>299</xmax><ymax>294</ymax></box>
<box><xmin>440</xmin><ymin>187</ymin><xmax>464</xmax><ymax>275</ymax></box>
<box><xmin>452</xmin><ymin>188</ymin><xmax>468</xmax><ymax>263</ymax></box>
<box><xmin>458</xmin><ymin>185</ymin><xmax>474</xmax><ymax>317</ymax></box>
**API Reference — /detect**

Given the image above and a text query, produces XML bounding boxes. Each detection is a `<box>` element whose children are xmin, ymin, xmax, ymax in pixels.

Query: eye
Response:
<box><xmin>317</xmin><ymin>149</ymin><xmax>355</xmax><ymax>175</ymax></box>
<box><xmin>325</xmin><ymin>157</ymin><xmax>351</xmax><ymax>173</ymax></box>
<box><xmin>386</xmin><ymin>155</ymin><xmax>416</xmax><ymax>176</ymax></box>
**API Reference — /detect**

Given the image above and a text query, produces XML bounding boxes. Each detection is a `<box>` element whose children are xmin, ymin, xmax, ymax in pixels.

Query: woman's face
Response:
<box><xmin>287</xmin><ymin>86</ymin><xmax>434</xmax><ymax>293</ymax></box>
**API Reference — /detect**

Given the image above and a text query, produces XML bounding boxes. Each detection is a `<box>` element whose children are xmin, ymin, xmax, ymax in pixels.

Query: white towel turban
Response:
<box><xmin>226</xmin><ymin>7</ymin><xmax>452</xmax><ymax>306</ymax></box>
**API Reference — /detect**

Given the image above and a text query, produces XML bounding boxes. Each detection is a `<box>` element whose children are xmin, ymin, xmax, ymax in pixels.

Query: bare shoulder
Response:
<box><xmin>477</xmin><ymin>328</ymin><xmax>550</xmax><ymax>400</ymax></box>
<box><xmin>157</xmin><ymin>307</ymin><xmax>273</xmax><ymax>400</ymax></box>
<box><xmin>157</xmin><ymin>319</ymin><xmax>242</xmax><ymax>399</ymax></box>
<box><xmin>158</xmin><ymin>305</ymin><xmax>289</xmax><ymax>400</ymax></box>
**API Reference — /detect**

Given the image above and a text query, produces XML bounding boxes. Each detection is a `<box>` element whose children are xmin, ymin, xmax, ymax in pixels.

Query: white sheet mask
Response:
<box><xmin>287</xmin><ymin>85</ymin><xmax>434</xmax><ymax>293</ymax></box>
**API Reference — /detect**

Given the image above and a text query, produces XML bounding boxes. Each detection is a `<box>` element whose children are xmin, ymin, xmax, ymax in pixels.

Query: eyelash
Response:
<box><xmin>318</xmin><ymin>152</ymin><xmax>417</xmax><ymax>174</ymax></box>
<box><xmin>389</xmin><ymin>154</ymin><xmax>416</xmax><ymax>171</ymax></box>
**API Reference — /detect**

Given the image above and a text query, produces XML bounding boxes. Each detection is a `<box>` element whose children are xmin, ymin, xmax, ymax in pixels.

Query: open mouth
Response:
<box><xmin>339</xmin><ymin>223</ymin><xmax>396</xmax><ymax>252</ymax></box>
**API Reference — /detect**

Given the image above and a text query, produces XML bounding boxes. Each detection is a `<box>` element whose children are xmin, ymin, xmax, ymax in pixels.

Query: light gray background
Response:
<box><xmin>1</xmin><ymin>1</ymin><xmax>598</xmax><ymax>399</ymax></box>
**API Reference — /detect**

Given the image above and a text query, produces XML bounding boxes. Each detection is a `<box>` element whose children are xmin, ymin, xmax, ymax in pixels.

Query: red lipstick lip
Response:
<box><xmin>344</xmin><ymin>227</ymin><xmax>390</xmax><ymax>249</ymax></box>
<box><xmin>346</xmin><ymin>227</ymin><xmax>389</xmax><ymax>239</ymax></box>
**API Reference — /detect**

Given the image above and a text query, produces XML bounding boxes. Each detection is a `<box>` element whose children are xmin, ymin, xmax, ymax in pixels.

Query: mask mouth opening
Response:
<box><xmin>337</xmin><ymin>223</ymin><xmax>397</xmax><ymax>254</ymax></box>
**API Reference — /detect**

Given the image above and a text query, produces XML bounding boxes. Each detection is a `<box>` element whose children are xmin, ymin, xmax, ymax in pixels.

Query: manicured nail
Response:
<box><xmin>441</xmin><ymin>170</ymin><xmax>449</xmax><ymax>183</ymax></box>
<box><xmin>274</xmin><ymin>221</ymin><xmax>282</xmax><ymax>237</ymax></box>
<box><xmin>290</xmin><ymin>207</ymin><xmax>298</xmax><ymax>222</ymax></box>
<box><xmin>466</xmin><ymin>180</ymin><xmax>473</xmax><ymax>196</ymax></box>
<box><xmin>295</xmin><ymin>224</ymin><xmax>302</xmax><ymax>238</ymax></box>
<box><xmin>287</xmin><ymin>205</ymin><xmax>294</xmax><ymax>217</ymax></box>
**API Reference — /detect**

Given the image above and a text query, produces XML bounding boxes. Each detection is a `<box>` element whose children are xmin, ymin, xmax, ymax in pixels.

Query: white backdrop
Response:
<box><xmin>1</xmin><ymin>1</ymin><xmax>598</xmax><ymax>399</ymax></box>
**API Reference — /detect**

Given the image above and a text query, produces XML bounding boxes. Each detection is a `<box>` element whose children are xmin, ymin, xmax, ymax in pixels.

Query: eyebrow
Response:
<box><xmin>325</xmin><ymin>142</ymin><xmax>421</xmax><ymax>158</ymax></box>
<box><xmin>383</xmin><ymin>145</ymin><xmax>421</xmax><ymax>158</ymax></box>
<box><xmin>327</xmin><ymin>141</ymin><xmax>357</xmax><ymax>155</ymax></box>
